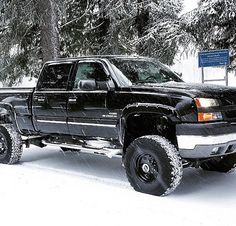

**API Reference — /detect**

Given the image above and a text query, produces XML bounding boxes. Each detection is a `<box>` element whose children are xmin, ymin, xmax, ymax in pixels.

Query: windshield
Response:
<box><xmin>109</xmin><ymin>58</ymin><xmax>183</xmax><ymax>86</ymax></box>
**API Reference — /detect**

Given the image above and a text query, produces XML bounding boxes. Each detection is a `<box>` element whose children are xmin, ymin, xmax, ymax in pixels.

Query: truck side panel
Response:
<box><xmin>0</xmin><ymin>88</ymin><xmax>35</xmax><ymax>135</ymax></box>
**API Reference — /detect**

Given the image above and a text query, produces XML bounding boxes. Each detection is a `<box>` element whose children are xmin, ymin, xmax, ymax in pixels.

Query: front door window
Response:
<box><xmin>74</xmin><ymin>62</ymin><xmax>108</xmax><ymax>90</ymax></box>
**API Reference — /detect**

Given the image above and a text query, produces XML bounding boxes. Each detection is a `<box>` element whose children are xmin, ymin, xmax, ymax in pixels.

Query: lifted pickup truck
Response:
<box><xmin>1</xmin><ymin>55</ymin><xmax>236</xmax><ymax>196</ymax></box>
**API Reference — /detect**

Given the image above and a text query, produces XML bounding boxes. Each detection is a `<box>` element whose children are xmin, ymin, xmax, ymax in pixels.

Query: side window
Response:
<box><xmin>38</xmin><ymin>63</ymin><xmax>73</xmax><ymax>90</ymax></box>
<box><xmin>74</xmin><ymin>62</ymin><xmax>108</xmax><ymax>89</ymax></box>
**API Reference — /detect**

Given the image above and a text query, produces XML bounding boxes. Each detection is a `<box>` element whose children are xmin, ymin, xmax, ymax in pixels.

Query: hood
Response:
<box><xmin>131</xmin><ymin>82</ymin><xmax>236</xmax><ymax>100</ymax></box>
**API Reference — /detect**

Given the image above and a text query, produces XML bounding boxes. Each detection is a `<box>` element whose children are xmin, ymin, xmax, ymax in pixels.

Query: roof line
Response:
<box><xmin>45</xmin><ymin>55</ymin><xmax>152</xmax><ymax>63</ymax></box>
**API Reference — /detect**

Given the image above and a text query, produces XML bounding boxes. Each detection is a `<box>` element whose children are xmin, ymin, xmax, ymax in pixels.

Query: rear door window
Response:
<box><xmin>37</xmin><ymin>63</ymin><xmax>73</xmax><ymax>90</ymax></box>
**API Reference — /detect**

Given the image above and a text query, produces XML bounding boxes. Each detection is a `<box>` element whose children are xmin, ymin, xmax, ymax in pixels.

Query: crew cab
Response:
<box><xmin>0</xmin><ymin>55</ymin><xmax>236</xmax><ymax>196</ymax></box>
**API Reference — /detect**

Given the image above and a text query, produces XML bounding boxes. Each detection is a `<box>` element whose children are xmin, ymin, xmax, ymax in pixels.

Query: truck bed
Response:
<box><xmin>0</xmin><ymin>87</ymin><xmax>34</xmax><ymax>134</ymax></box>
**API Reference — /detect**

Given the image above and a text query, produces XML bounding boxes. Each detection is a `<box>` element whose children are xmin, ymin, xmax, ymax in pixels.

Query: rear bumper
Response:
<box><xmin>176</xmin><ymin>122</ymin><xmax>236</xmax><ymax>159</ymax></box>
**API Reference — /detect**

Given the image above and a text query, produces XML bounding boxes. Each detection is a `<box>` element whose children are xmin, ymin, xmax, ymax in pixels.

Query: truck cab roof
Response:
<box><xmin>45</xmin><ymin>55</ymin><xmax>152</xmax><ymax>64</ymax></box>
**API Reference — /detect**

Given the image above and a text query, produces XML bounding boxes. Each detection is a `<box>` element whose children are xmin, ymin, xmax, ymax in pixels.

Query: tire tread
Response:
<box><xmin>1</xmin><ymin>124</ymin><xmax>23</xmax><ymax>164</ymax></box>
<box><xmin>124</xmin><ymin>135</ymin><xmax>183</xmax><ymax>196</ymax></box>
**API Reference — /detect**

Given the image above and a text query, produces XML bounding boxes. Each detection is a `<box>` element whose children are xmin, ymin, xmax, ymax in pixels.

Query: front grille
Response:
<box><xmin>220</xmin><ymin>97</ymin><xmax>236</xmax><ymax>121</ymax></box>
<box><xmin>225</xmin><ymin>109</ymin><xmax>236</xmax><ymax>120</ymax></box>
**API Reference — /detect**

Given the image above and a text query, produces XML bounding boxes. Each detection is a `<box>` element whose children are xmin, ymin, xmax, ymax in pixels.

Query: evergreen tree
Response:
<box><xmin>0</xmin><ymin>0</ymin><xmax>61</xmax><ymax>86</ymax></box>
<box><xmin>133</xmin><ymin>0</ymin><xmax>183</xmax><ymax>64</ymax></box>
<box><xmin>0</xmin><ymin>0</ymin><xmax>184</xmax><ymax>85</ymax></box>
<box><xmin>60</xmin><ymin>0</ymin><xmax>90</xmax><ymax>56</ymax></box>
<box><xmin>61</xmin><ymin>0</ymin><xmax>183</xmax><ymax>65</ymax></box>
<box><xmin>182</xmin><ymin>0</ymin><xmax>236</xmax><ymax>69</ymax></box>
<box><xmin>0</xmin><ymin>0</ymin><xmax>39</xmax><ymax>85</ymax></box>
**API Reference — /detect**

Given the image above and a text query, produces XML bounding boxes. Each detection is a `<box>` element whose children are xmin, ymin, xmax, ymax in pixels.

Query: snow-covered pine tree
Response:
<box><xmin>182</xmin><ymin>0</ymin><xmax>236</xmax><ymax>69</ymax></box>
<box><xmin>61</xmin><ymin>0</ymin><xmax>183</xmax><ymax>65</ymax></box>
<box><xmin>133</xmin><ymin>0</ymin><xmax>184</xmax><ymax>64</ymax></box>
<box><xmin>0</xmin><ymin>0</ymin><xmax>61</xmax><ymax>86</ymax></box>
<box><xmin>60</xmin><ymin>0</ymin><xmax>91</xmax><ymax>56</ymax></box>
<box><xmin>0</xmin><ymin>0</ymin><xmax>184</xmax><ymax>85</ymax></box>
<box><xmin>80</xmin><ymin>0</ymin><xmax>181</xmax><ymax>64</ymax></box>
<box><xmin>97</xmin><ymin>0</ymin><xmax>184</xmax><ymax>64</ymax></box>
<box><xmin>0</xmin><ymin>0</ymin><xmax>39</xmax><ymax>86</ymax></box>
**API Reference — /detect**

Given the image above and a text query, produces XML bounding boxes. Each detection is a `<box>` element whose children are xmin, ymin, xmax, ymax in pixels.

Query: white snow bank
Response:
<box><xmin>0</xmin><ymin>146</ymin><xmax>235</xmax><ymax>226</ymax></box>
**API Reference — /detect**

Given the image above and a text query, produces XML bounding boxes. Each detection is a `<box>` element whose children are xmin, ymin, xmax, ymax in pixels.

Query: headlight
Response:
<box><xmin>194</xmin><ymin>98</ymin><xmax>220</xmax><ymax>108</ymax></box>
<box><xmin>194</xmin><ymin>98</ymin><xmax>222</xmax><ymax>122</ymax></box>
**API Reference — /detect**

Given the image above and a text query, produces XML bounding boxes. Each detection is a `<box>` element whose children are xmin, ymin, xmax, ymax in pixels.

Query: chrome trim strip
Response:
<box><xmin>68</xmin><ymin>122</ymin><xmax>116</xmax><ymax>128</ymax></box>
<box><xmin>36</xmin><ymin>119</ymin><xmax>116</xmax><ymax>128</ymax></box>
<box><xmin>0</xmin><ymin>90</ymin><xmax>33</xmax><ymax>93</ymax></box>
<box><xmin>37</xmin><ymin>120</ymin><xmax>66</xmax><ymax>124</ymax></box>
<box><xmin>34</xmin><ymin>90</ymin><xmax>107</xmax><ymax>94</ymax></box>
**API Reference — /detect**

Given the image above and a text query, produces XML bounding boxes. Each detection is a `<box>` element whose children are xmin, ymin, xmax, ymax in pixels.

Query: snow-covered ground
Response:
<box><xmin>0</xmin><ymin>145</ymin><xmax>236</xmax><ymax>226</ymax></box>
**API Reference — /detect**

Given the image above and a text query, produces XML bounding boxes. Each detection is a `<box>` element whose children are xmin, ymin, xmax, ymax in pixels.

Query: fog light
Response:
<box><xmin>198</xmin><ymin>112</ymin><xmax>222</xmax><ymax>122</ymax></box>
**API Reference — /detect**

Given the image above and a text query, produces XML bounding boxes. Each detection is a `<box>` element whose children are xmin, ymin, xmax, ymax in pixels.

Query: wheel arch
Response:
<box><xmin>118</xmin><ymin>103</ymin><xmax>180</xmax><ymax>155</ymax></box>
<box><xmin>0</xmin><ymin>103</ymin><xmax>20</xmax><ymax>133</ymax></box>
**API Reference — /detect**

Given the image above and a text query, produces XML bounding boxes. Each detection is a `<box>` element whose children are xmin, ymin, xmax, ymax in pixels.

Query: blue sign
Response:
<box><xmin>198</xmin><ymin>49</ymin><xmax>229</xmax><ymax>68</ymax></box>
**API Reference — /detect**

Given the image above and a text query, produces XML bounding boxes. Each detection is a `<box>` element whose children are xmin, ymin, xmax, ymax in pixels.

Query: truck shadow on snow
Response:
<box><xmin>21</xmin><ymin>146</ymin><xmax>236</xmax><ymax>197</ymax></box>
<box><xmin>174</xmin><ymin>167</ymin><xmax>236</xmax><ymax>198</ymax></box>
<box><xmin>21</xmin><ymin>146</ymin><xmax>129</xmax><ymax>186</ymax></box>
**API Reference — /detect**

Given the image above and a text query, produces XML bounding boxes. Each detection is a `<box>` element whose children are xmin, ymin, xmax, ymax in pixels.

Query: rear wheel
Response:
<box><xmin>201</xmin><ymin>153</ymin><xmax>236</xmax><ymax>173</ymax></box>
<box><xmin>124</xmin><ymin>135</ymin><xmax>183</xmax><ymax>196</ymax></box>
<box><xmin>0</xmin><ymin>124</ymin><xmax>23</xmax><ymax>164</ymax></box>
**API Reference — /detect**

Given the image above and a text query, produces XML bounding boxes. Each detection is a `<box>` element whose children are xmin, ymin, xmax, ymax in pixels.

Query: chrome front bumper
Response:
<box><xmin>177</xmin><ymin>133</ymin><xmax>236</xmax><ymax>159</ymax></box>
<box><xmin>176</xmin><ymin>122</ymin><xmax>236</xmax><ymax>159</ymax></box>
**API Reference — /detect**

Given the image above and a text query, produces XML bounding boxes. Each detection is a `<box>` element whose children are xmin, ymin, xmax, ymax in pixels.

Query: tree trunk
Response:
<box><xmin>95</xmin><ymin>0</ymin><xmax>110</xmax><ymax>54</ymax></box>
<box><xmin>35</xmin><ymin>0</ymin><xmax>60</xmax><ymax>62</ymax></box>
<box><xmin>135</xmin><ymin>0</ymin><xmax>149</xmax><ymax>55</ymax></box>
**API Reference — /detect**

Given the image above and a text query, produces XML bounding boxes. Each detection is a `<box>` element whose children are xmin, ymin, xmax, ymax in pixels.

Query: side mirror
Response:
<box><xmin>79</xmin><ymin>79</ymin><xmax>97</xmax><ymax>91</ymax></box>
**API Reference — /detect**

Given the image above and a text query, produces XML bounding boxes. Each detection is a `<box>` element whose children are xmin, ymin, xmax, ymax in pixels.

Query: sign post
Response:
<box><xmin>198</xmin><ymin>49</ymin><xmax>230</xmax><ymax>86</ymax></box>
<box><xmin>201</xmin><ymin>67</ymin><xmax>204</xmax><ymax>84</ymax></box>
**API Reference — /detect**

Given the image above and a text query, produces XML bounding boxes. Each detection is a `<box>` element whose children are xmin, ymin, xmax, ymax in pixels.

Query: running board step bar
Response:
<box><xmin>42</xmin><ymin>141</ymin><xmax>122</xmax><ymax>158</ymax></box>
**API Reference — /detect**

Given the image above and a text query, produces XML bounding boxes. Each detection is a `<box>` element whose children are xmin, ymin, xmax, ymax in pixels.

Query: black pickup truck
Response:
<box><xmin>1</xmin><ymin>55</ymin><xmax>236</xmax><ymax>196</ymax></box>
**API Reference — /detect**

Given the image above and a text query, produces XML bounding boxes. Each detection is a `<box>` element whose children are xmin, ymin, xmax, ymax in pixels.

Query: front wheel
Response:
<box><xmin>0</xmin><ymin>124</ymin><xmax>23</xmax><ymax>164</ymax></box>
<box><xmin>124</xmin><ymin>135</ymin><xmax>183</xmax><ymax>196</ymax></box>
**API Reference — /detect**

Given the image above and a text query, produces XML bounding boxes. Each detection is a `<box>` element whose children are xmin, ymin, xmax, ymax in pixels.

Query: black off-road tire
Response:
<box><xmin>201</xmin><ymin>153</ymin><xmax>236</xmax><ymax>173</ymax></box>
<box><xmin>124</xmin><ymin>135</ymin><xmax>183</xmax><ymax>196</ymax></box>
<box><xmin>0</xmin><ymin>124</ymin><xmax>23</xmax><ymax>164</ymax></box>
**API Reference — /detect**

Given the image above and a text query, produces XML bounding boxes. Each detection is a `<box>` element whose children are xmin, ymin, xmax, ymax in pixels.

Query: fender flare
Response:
<box><xmin>0</xmin><ymin>102</ymin><xmax>20</xmax><ymax>133</ymax></box>
<box><xmin>118</xmin><ymin>103</ymin><xmax>180</xmax><ymax>145</ymax></box>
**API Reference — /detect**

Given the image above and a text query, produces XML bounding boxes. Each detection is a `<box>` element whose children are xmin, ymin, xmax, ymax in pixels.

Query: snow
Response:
<box><xmin>182</xmin><ymin>0</ymin><xmax>199</xmax><ymax>14</ymax></box>
<box><xmin>172</xmin><ymin>53</ymin><xmax>236</xmax><ymax>86</ymax></box>
<box><xmin>0</xmin><ymin>145</ymin><xmax>236</xmax><ymax>226</ymax></box>
<box><xmin>15</xmin><ymin>77</ymin><xmax>37</xmax><ymax>88</ymax></box>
